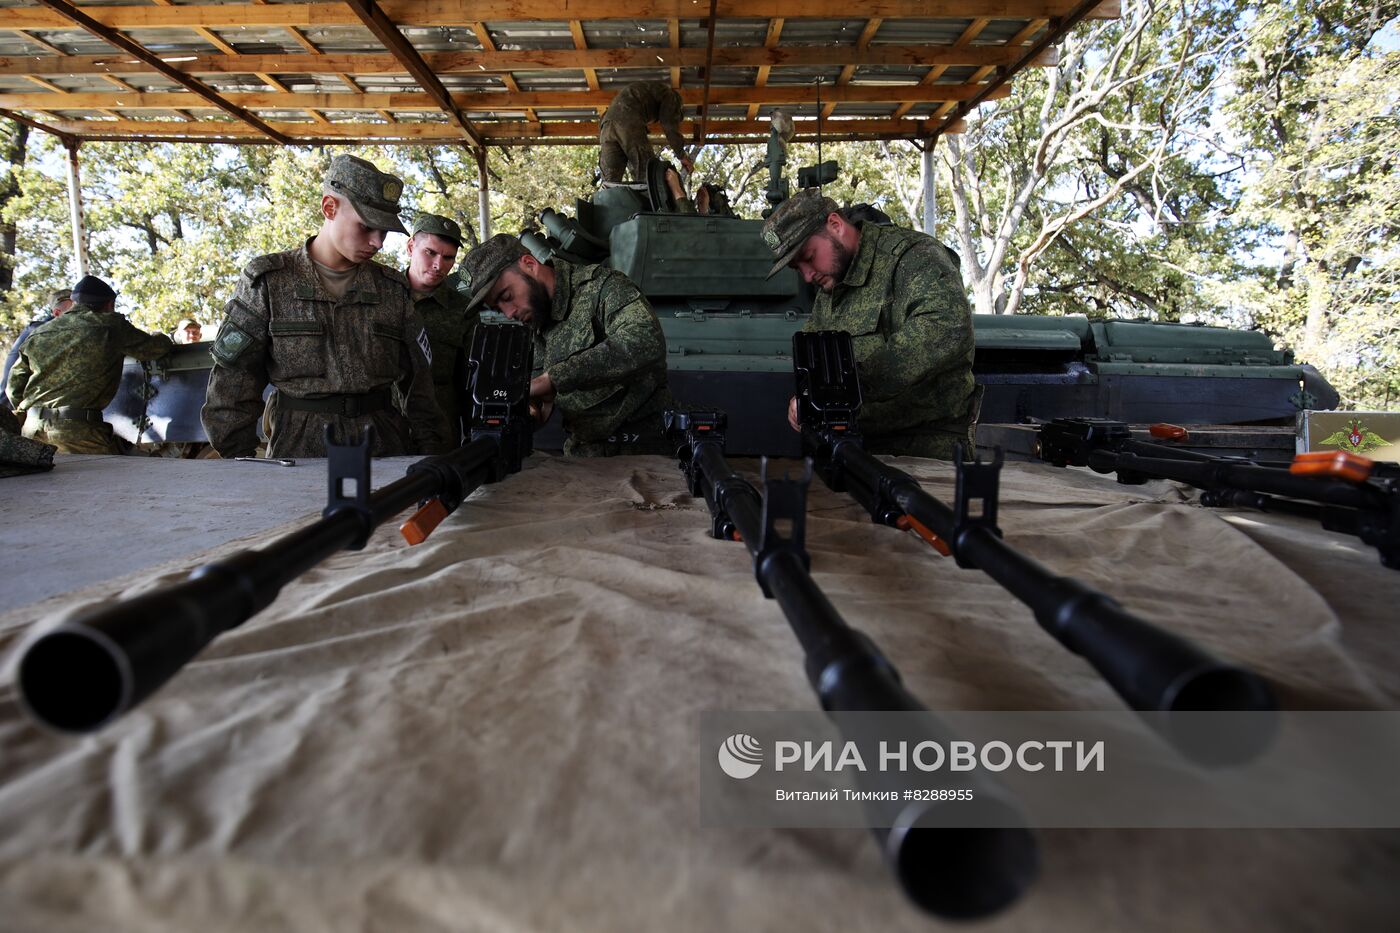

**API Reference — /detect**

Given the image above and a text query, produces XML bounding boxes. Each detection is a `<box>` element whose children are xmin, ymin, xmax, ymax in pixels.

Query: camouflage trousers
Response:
<box><xmin>433</xmin><ymin>383</ymin><xmax>464</xmax><ymax>449</ymax></box>
<box><xmin>598</xmin><ymin>118</ymin><xmax>655</xmax><ymax>183</ymax></box>
<box><xmin>264</xmin><ymin>391</ymin><xmax>418</xmax><ymax>458</ymax></box>
<box><xmin>21</xmin><ymin>411</ymin><xmax>123</xmax><ymax>455</ymax></box>
<box><xmin>564</xmin><ymin>403</ymin><xmax>674</xmax><ymax>458</ymax></box>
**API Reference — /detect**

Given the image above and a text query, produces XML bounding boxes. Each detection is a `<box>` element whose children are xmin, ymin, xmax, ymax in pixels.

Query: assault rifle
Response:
<box><xmin>792</xmin><ymin>332</ymin><xmax>1276</xmax><ymax>751</ymax></box>
<box><xmin>1036</xmin><ymin>417</ymin><xmax>1400</xmax><ymax>570</ymax></box>
<box><xmin>17</xmin><ymin>324</ymin><xmax>534</xmax><ymax>734</ymax></box>
<box><xmin>666</xmin><ymin>410</ymin><xmax>1038</xmax><ymax>921</ymax></box>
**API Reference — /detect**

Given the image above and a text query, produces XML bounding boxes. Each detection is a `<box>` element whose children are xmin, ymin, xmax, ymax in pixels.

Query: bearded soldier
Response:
<box><xmin>202</xmin><ymin>155</ymin><xmax>450</xmax><ymax>459</ymax></box>
<box><xmin>762</xmin><ymin>189</ymin><xmax>978</xmax><ymax>459</ymax></box>
<box><xmin>459</xmin><ymin>234</ymin><xmax>673</xmax><ymax>457</ymax></box>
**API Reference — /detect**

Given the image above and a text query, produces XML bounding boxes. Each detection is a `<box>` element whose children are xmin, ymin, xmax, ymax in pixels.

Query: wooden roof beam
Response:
<box><xmin>0</xmin><ymin>84</ymin><xmax>1013</xmax><ymax>113</ymax></box>
<box><xmin>0</xmin><ymin>45</ymin><xmax>1061</xmax><ymax>78</ymax></box>
<box><xmin>0</xmin><ymin>106</ymin><xmax>78</xmax><ymax>145</ymax></box>
<box><xmin>32</xmin><ymin>114</ymin><xmax>966</xmax><ymax>143</ymax></box>
<box><xmin>568</xmin><ymin>20</ymin><xmax>604</xmax><ymax>117</ymax></box>
<box><xmin>341</xmin><ymin>0</ymin><xmax>485</xmax><ymax>151</ymax></box>
<box><xmin>2</xmin><ymin>1</ymin><xmax>1122</xmax><ymax>31</ymax></box>
<box><xmin>748</xmin><ymin>17</ymin><xmax>784</xmax><ymax>120</ymax></box>
<box><xmin>824</xmin><ymin>17</ymin><xmax>883</xmax><ymax>119</ymax></box>
<box><xmin>893</xmin><ymin>16</ymin><xmax>987</xmax><ymax>119</ymax></box>
<box><xmin>697</xmin><ymin>0</ymin><xmax>718</xmax><ymax>144</ymax></box>
<box><xmin>25</xmin><ymin>0</ymin><xmax>291</xmax><ymax>144</ymax></box>
<box><xmin>10</xmin><ymin>30</ymin><xmax>68</xmax><ymax>56</ymax></box>
<box><xmin>100</xmin><ymin>74</ymin><xmax>138</xmax><ymax>93</ymax></box>
<box><xmin>148</xmin><ymin>0</ymin><xmax>243</xmax><ymax>60</ymax></box>
<box><xmin>668</xmin><ymin>19</ymin><xmax>680</xmax><ymax>89</ymax></box>
<box><xmin>471</xmin><ymin>22</ymin><xmax>536</xmax><ymax>123</ymax></box>
<box><xmin>929</xmin><ymin>3</ymin><xmax>1096</xmax><ymax>141</ymax></box>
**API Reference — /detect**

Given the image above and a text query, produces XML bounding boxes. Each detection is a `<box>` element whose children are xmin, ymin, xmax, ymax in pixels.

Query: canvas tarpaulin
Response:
<box><xmin>1</xmin><ymin>453</ymin><xmax>1397</xmax><ymax>931</ymax></box>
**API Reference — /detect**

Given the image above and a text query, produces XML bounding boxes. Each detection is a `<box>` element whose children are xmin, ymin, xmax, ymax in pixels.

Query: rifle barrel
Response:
<box><xmin>18</xmin><ymin>438</ymin><xmax>501</xmax><ymax>734</ymax></box>
<box><xmin>683</xmin><ymin>434</ymin><xmax>1038</xmax><ymax>919</ymax></box>
<box><xmin>832</xmin><ymin>441</ymin><xmax>1275</xmax><ymax>717</ymax></box>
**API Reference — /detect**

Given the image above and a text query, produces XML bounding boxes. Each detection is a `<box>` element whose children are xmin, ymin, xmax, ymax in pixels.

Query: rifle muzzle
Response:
<box><xmin>16</xmin><ymin>551</ymin><xmax>286</xmax><ymax>734</ymax></box>
<box><xmin>879</xmin><ymin>793</ymin><xmax>1039</xmax><ymax>919</ymax></box>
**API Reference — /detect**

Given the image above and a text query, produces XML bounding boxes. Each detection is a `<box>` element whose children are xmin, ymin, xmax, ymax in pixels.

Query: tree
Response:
<box><xmin>1228</xmin><ymin>0</ymin><xmax>1400</xmax><ymax>408</ymax></box>
<box><xmin>939</xmin><ymin>0</ymin><xmax>1251</xmax><ymax>317</ymax></box>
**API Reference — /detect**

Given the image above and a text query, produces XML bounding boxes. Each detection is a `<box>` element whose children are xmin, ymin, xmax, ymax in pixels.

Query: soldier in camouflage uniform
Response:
<box><xmin>201</xmin><ymin>155</ymin><xmax>451</xmax><ymax>459</ymax></box>
<box><xmin>406</xmin><ymin>212</ymin><xmax>479</xmax><ymax>448</ymax></box>
<box><xmin>461</xmin><ymin>234</ymin><xmax>674</xmax><ymax>457</ymax></box>
<box><xmin>762</xmin><ymin>189</ymin><xmax>978</xmax><ymax>459</ymax></box>
<box><xmin>3</xmin><ymin>288</ymin><xmax>73</xmax><ymax>414</ymax></box>
<box><xmin>599</xmin><ymin>81</ymin><xmax>694</xmax><ymax>182</ymax></box>
<box><xmin>6</xmin><ymin>276</ymin><xmax>173</xmax><ymax>455</ymax></box>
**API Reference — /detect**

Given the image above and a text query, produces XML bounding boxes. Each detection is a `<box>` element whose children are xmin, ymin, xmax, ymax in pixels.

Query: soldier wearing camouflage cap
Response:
<box><xmin>460</xmin><ymin>233</ymin><xmax>673</xmax><ymax>456</ymax></box>
<box><xmin>202</xmin><ymin>154</ymin><xmax>451</xmax><ymax>459</ymax></box>
<box><xmin>7</xmin><ymin>275</ymin><xmax>173</xmax><ymax>454</ymax></box>
<box><xmin>762</xmin><ymin>188</ymin><xmax>978</xmax><ymax>459</ymax></box>
<box><xmin>406</xmin><ymin>212</ymin><xmax>480</xmax><ymax>446</ymax></box>
<box><xmin>2</xmin><ymin>287</ymin><xmax>75</xmax><ymax>414</ymax></box>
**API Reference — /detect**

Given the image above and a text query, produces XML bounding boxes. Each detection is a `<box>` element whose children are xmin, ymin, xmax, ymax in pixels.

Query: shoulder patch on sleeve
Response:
<box><xmin>211</xmin><ymin>320</ymin><xmax>256</xmax><ymax>367</ymax></box>
<box><xmin>242</xmin><ymin>253</ymin><xmax>286</xmax><ymax>282</ymax></box>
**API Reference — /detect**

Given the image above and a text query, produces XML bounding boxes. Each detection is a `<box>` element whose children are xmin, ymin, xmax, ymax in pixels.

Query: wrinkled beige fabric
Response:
<box><xmin>1</xmin><ymin>454</ymin><xmax>1397</xmax><ymax>932</ymax></box>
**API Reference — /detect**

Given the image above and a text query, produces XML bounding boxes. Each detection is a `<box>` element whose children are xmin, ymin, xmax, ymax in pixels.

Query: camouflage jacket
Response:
<box><xmin>202</xmin><ymin>239</ymin><xmax>451</xmax><ymax>459</ymax></box>
<box><xmin>3</xmin><ymin>315</ymin><xmax>51</xmax><ymax>408</ymax></box>
<box><xmin>415</xmin><ymin>281</ymin><xmax>480</xmax><ymax>447</ymax></box>
<box><xmin>602</xmin><ymin>82</ymin><xmax>687</xmax><ymax>158</ymax></box>
<box><xmin>5</xmin><ymin>306</ymin><xmax>172</xmax><ymax>413</ymax></box>
<box><xmin>804</xmin><ymin>223</ymin><xmax>976</xmax><ymax>441</ymax></box>
<box><xmin>537</xmin><ymin>259</ymin><xmax>672</xmax><ymax>447</ymax></box>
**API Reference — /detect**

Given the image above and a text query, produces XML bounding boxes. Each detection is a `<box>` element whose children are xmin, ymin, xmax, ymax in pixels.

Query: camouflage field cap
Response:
<box><xmin>49</xmin><ymin>287</ymin><xmax>72</xmax><ymax>306</ymax></box>
<box><xmin>761</xmin><ymin>188</ymin><xmax>838</xmax><ymax>279</ymax></box>
<box><xmin>325</xmin><ymin>154</ymin><xmax>407</xmax><ymax>234</ymax></box>
<box><xmin>460</xmin><ymin>233</ymin><xmax>530</xmax><ymax>310</ymax></box>
<box><xmin>70</xmin><ymin>274</ymin><xmax>117</xmax><ymax>306</ymax></box>
<box><xmin>411</xmin><ymin>212</ymin><xmax>463</xmax><ymax>247</ymax></box>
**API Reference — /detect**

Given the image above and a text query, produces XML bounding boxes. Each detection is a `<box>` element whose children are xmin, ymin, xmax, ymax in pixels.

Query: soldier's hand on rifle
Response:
<box><xmin>787</xmin><ymin>395</ymin><xmax>800</xmax><ymax>432</ymax></box>
<box><xmin>530</xmin><ymin>372</ymin><xmax>556</xmax><ymax>402</ymax></box>
<box><xmin>529</xmin><ymin>372</ymin><xmax>557</xmax><ymax>425</ymax></box>
<box><xmin>530</xmin><ymin>398</ymin><xmax>554</xmax><ymax>425</ymax></box>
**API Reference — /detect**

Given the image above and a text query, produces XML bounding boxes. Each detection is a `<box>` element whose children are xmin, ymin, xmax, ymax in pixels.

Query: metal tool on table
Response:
<box><xmin>235</xmin><ymin>456</ymin><xmax>297</xmax><ymax>467</ymax></box>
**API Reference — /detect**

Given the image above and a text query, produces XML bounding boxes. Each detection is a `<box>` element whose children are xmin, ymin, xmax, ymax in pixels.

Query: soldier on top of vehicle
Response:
<box><xmin>459</xmin><ymin>233</ymin><xmax>674</xmax><ymax>457</ymax></box>
<box><xmin>201</xmin><ymin>154</ymin><xmax>451</xmax><ymax>460</ymax></box>
<box><xmin>6</xmin><ymin>275</ymin><xmax>173</xmax><ymax>455</ymax></box>
<box><xmin>598</xmin><ymin>80</ymin><xmax>694</xmax><ymax>184</ymax></box>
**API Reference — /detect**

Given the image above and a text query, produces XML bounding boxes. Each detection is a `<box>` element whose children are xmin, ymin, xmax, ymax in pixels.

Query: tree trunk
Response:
<box><xmin>0</xmin><ymin>120</ymin><xmax>30</xmax><ymax>297</ymax></box>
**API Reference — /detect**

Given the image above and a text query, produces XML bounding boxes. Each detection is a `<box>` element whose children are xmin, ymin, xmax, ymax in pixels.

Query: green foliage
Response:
<box><xmin>1226</xmin><ymin>0</ymin><xmax>1400</xmax><ymax>408</ymax></box>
